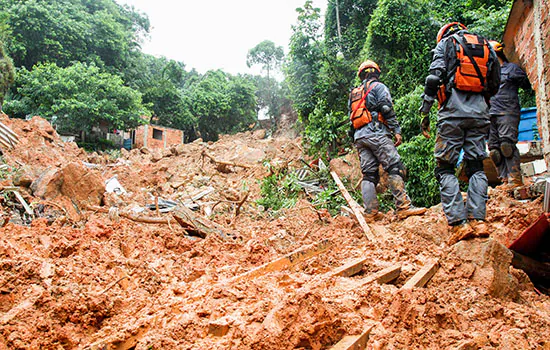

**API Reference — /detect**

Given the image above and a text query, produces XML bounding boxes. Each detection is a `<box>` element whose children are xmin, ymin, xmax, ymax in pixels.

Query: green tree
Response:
<box><xmin>4</xmin><ymin>62</ymin><xmax>148</xmax><ymax>133</ymax></box>
<box><xmin>362</xmin><ymin>0</ymin><xmax>438</xmax><ymax>98</ymax></box>
<box><xmin>185</xmin><ymin>70</ymin><xmax>257</xmax><ymax>142</ymax></box>
<box><xmin>325</xmin><ymin>0</ymin><xmax>377</xmax><ymax>60</ymax></box>
<box><xmin>247</xmin><ymin>40</ymin><xmax>284</xmax><ymax>81</ymax></box>
<box><xmin>247</xmin><ymin>41</ymin><xmax>285</xmax><ymax>124</ymax></box>
<box><xmin>125</xmin><ymin>54</ymin><xmax>196</xmax><ymax>134</ymax></box>
<box><xmin>0</xmin><ymin>0</ymin><xmax>149</xmax><ymax>71</ymax></box>
<box><xmin>285</xmin><ymin>0</ymin><xmax>324</xmax><ymax>122</ymax></box>
<box><xmin>142</xmin><ymin>80</ymin><xmax>195</xmax><ymax>132</ymax></box>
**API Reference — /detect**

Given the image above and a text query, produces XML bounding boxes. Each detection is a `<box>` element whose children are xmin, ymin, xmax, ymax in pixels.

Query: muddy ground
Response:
<box><xmin>0</xmin><ymin>114</ymin><xmax>549</xmax><ymax>349</ymax></box>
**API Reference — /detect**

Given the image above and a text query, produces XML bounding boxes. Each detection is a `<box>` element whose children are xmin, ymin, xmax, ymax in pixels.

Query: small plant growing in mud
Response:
<box><xmin>257</xmin><ymin>162</ymin><xmax>362</xmax><ymax>216</ymax></box>
<box><xmin>257</xmin><ymin>166</ymin><xmax>301</xmax><ymax>212</ymax></box>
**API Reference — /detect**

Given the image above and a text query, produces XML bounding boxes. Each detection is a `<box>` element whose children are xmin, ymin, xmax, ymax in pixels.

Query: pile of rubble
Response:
<box><xmin>0</xmin><ymin>114</ymin><xmax>549</xmax><ymax>349</ymax></box>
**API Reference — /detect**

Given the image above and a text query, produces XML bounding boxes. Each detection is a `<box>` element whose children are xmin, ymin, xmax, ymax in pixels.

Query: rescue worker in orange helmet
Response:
<box><xmin>419</xmin><ymin>22</ymin><xmax>501</xmax><ymax>244</ymax></box>
<box><xmin>349</xmin><ymin>60</ymin><xmax>426</xmax><ymax>219</ymax></box>
<box><xmin>487</xmin><ymin>40</ymin><xmax>531</xmax><ymax>189</ymax></box>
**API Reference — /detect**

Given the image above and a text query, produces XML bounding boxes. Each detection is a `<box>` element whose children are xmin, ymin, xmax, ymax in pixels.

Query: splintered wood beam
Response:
<box><xmin>329</xmin><ymin>326</ymin><xmax>373</xmax><ymax>350</ymax></box>
<box><xmin>330</xmin><ymin>171</ymin><xmax>375</xmax><ymax>241</ymax></box>
<box><xmin>229</xmin><ymin>239</ymin><xmax>332</xmax><ymax>283</ymax></box>
<box><xmin>357</xmin><ymin>264</ymin><xmax>402</xmax><ymax>287</ymax></box>
<box><xmin>402</xmin><ymin>260</ymin><xmax>439</xmax><ymax>290</ymax></box>
<box><xmin>331</xmin><ymin>257</ymin><xmax>368</xmax><ymax>278</ymax></box>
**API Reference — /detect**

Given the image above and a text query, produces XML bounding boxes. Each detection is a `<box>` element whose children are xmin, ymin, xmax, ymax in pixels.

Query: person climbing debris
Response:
<box><xmin>349</xmin><ymin>60</ymin><xmax>426</xmax><ymax>220</ymax></box>
<box><xmin>419</xmin><ymin>22</ymin><xmax>501</xmax><ymax>244</ymax></box>
<box><xmin>487</xmin><ymin>40</ymin><xmax>531</xmax><ymax>189</ymax></box>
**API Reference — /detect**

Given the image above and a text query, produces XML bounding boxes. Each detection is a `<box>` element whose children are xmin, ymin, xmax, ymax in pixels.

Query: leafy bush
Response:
<box><xmin>257</xmin><ymin>163</ymin><xmax>363</xmax><ymax>217</ymax></box>
<box><xmin>5</xmin><ymin>62</ymin><xmax>148</xmax><ymax>133</ymax></box>
<box><xmin>77</xmin><ymin>138</ymin><xmax>117</xmax><ymax>152</ymax></box>
<box><xmin>399</xmin><ymin>134</ymin><xmax>440</xmax><ymax>208</ymax></box>
<box><xmin>256</xmin><ymin>168</ymin><xmax>302</xmax><ymax>212</ymax></box>
<box><xmin>302</xmin><ymin>100</ymin><xmax>350</xmax><ymax>157</ymax></box>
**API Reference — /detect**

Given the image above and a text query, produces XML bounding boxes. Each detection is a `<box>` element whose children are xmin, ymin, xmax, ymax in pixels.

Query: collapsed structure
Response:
<box><xmin>0</xmin><ymin>112</ymin><xmax>549</xmax><ymax>349</ymax></box>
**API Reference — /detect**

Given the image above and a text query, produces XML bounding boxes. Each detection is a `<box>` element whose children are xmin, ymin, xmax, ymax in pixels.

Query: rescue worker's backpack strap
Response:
<box><xmin>350</xmin><ymin>81</ymin><xmax>378</xmax><ymax>130</ymax></box>
<box><xmin>450</xmin><ymin>32</ymin><xmax>490</xmax><ymax>93</ymax></box>
<box><xmin>453</xmin><ymin>33</ymin><xmax>486</xmax><ymax>88</ymax></box>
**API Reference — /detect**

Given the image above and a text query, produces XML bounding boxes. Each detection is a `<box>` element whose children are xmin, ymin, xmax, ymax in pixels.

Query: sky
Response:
<box><xmin>116</xmin><ymin>0</ymin><xmax>327</xmax><ymax>76</ymax></box>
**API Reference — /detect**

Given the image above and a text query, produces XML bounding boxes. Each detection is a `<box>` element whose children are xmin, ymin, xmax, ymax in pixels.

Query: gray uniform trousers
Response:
<box><xmin>355</xmin><ymin>134</ymin><xmax>411</xmax><ymax>213</ymax></box>
<box><xmin>488</xmin><ymin>114</ymin><xmax>521</xmax><ymax>181</ymax></box>
<box><xmin>435</xmin><ymin>118</ymin><xmax>490</xmax><ymax>224</ymax></box>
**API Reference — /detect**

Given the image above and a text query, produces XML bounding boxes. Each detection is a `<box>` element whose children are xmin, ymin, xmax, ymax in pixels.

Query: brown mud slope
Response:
<box><xmin>0</xmin><ymin>115</ymin><xmax>549</xmax><ymax>349</ymax></box>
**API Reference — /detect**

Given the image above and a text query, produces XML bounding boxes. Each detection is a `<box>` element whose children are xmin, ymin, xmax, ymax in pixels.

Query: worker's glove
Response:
<box><xmin>420</xmin><ymin>116</ymin><xmax>431</xmax><ymax>139</ymax></box>
<box><xmin>394</xmin><ymin>133</ymin><xmax>402</xmax><ymax>147</ymax></box>
<box><xmin>418</xmin><ymin>94</ymin><xmax>435</xmax><ymax>116</ymax></box>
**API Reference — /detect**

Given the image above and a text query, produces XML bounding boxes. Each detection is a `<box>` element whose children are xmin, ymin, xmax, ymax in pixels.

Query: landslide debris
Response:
<box><xmin>0</xmin><ymin>114</ymin><xmax>549</xmax><ymax>350</ymax></box>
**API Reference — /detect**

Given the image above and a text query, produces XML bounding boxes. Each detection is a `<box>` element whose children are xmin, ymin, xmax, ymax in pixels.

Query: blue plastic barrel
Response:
<box><xmin>518</xmin><ymin>107</ymin><xmax>538</xmax><ymax>141</ymax></box>
<box><xmin>123</xmin><ymin>138</ymin><xmax>132</xmax><ymax>150</ymax></box>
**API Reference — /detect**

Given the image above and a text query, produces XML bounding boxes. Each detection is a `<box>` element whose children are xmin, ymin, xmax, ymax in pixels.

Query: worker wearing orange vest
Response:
<box><xmin>350</xmin><ymin>60</ymin><xmax>426</xmax><ymax>219</ymax></box>
<box><xmin>487</xmin><ymin>40</ymin><xmax>531</xmax><ymax>189</ymax></box>
<box><xmin>419</xmin><ymin>22</ymin><xmax>500</xmax><ymax>244</ymax></box>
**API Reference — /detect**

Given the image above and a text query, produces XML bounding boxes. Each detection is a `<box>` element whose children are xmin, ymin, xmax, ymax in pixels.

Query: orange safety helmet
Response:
<box><xmin>357</xmin><ymin>60</ymin><xmax>381</xmax><ymax>78</ymax></box>
<box><xmin>489</xmin><ymin>40</ymin><xmax>504</xmax><ymax>53</ymax></box>
<box><xmin>436</xmin><ymin>22</ymin><xmax>467</xmax><ymax>43</ymax></box>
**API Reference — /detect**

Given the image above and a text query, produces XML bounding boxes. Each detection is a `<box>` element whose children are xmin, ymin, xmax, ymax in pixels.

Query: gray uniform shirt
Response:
<box><xmin>489</xmin><ymin>62</ymin><xmax>530</xmax><ymax>116</ymax></box>
<box><xmin>350</xmin><ymin>80</ymin><xmax>401</xmax><ymax>141</ymax></box>
<box><xmin>429</xmin><ymin>32</ymin><xmax>500</xmax><ymax>120</ymax></box>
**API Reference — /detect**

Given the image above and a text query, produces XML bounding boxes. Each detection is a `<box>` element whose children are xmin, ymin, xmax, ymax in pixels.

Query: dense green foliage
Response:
<box><xmin>362</xmin><ymin>0</ymin><xmax>438</xmax><ymax>98</ymax></box>
<box><xmin>4</xmin><ymin>62</ymin><xmax>148</xmax><ymax>133</ymax></box>
<box><xmin>185</xmin><ymin>70</ymin><xmax>257</xmax><ymax>142</ymax></box>
<box><xmin>0</xmin><ymin>0</ymin><xmax>149</xmax><ymax>70</ymax></box>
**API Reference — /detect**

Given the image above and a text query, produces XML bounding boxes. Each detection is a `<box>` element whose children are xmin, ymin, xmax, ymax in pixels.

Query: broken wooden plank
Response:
<box><xmin>331</xmin><ymin>257</ymin><xmax>368</xmax><ymax>278</ymax></box>
<box><xmin>356</xmin><ymin>264</ymin><xmax>402</xmax><ymax>287</ymax></box>
<box><xmin>88</xmin><ymin>205</ymin><xmax>171</xmax><ymax>225</ymax></box>
<box><xmin>1</xmin><ymin>187</ymin><xmax>34</xmax><ymax>216</ymax></box>
<box><xmin>0</xmin><ymin>121</ymin><xmax>19</xmax><ymax>142</ymax></box>
<box><xmin>402</xmin><ymin>260</ymin><xmax>439</xmax><ymax>290</ymax></box>
<box><xmin>330</xmin><ymin>171</ymin><xmax>375</xmax><ymax>241</ymax></box>
<box><xmin>202</xmin><ymin>150</ymin><xmax>252</xmax><ymax>169</ymax></box>
<box><xmin>230</xmin><ymin>239</ymin><xmax>331</xmax><ymax>283</ymax></box>
<box><xmin>172</xmin><ymin>204</ymin><xmax>239</xmax><ymax>239</ymax></box>
<box><xmin>0</xmin><ymin>124</ymin><xmax>19</xmax><ymax>149</ymax></box>
<box><xmin>329</xmin><ymin>326</ymin><xmax>373</xmax><ymax>350</ymax></box>
<box><xmin>0</xmin><ymin>135</ymin><xmax>12</xmax><ymax>149</ymax></box>
<box><xmin>12</xmin><ymin>190</ymin><xmax>33</xmax><ymax>216</ymax></box>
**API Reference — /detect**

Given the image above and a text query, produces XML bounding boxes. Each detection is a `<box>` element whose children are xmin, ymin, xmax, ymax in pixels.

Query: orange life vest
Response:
<box><xmin>349</xmin><ymin>81</ymin><xmax>386</xmax><ymax>130</ymax></box>
<box><xmin>437</xmin><ymin>32</ymin><xmax>491</xmax><ymax>107</ymax></box>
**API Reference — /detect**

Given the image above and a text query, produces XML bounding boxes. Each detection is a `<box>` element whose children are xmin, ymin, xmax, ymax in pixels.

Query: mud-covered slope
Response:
<box><xmin>0</xmin><ymin>115</ymin><xmax>549</xmax><ymax>350</ymax></box>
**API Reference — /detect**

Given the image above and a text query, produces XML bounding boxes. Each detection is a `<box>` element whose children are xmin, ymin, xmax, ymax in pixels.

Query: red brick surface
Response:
<box><xmin>134</xmin><ymin>124</ymin><xmax>184</xmax><ymax>150</ymax></box>
<box><xmin>507</xmin><ymin>0</ymin><xmax>550</xmax><ymax>161</ymax></box>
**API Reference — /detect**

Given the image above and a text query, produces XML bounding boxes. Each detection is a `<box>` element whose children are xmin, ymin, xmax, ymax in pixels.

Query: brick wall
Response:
<box><xmin>133</xmin><ymin>124</ymin><xmax>184</xmax><ymax>150</ymax></box>
<box><xmin>503</xmin><ymin>0</ymin><xmax>550</xmax><ymax>167</ymax></box>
